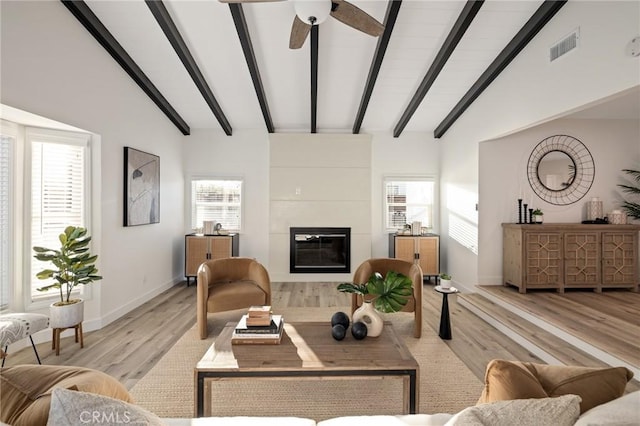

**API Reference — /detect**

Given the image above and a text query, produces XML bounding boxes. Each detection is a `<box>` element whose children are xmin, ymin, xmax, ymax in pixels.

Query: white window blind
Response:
<box><xmin>384</xmin><ymin>178</ymin><xmax>435</xmax><ymax>231</ymax></box>
<box><xmin>0</xmin><ymin>134</ymin><xmax>13</xmax><ymax>310</ymax></box>
<box><xmin>29</xmin><ymin>131</ymin><xmax>88</xmax><ymax>299</ymax></box>
<box><xmin>191</xmin><ymin>179</ymin><xmax>242</xmax><ymax>231</ymax></box>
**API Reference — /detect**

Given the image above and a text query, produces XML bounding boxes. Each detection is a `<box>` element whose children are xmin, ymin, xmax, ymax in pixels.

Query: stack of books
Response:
<box><xmin>231</xmin><ymin>306</ymin><xmax>284</xmax><ymax>345</ymax></box>
<box><xmin>246</xmin><ymin>305</ymin><xmax>272</xmax><ymax>326</ymax></box>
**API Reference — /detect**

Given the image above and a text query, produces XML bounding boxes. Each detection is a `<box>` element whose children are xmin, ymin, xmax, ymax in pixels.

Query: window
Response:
<box><xmin>0</xmin><ymin>115</ymin><xmax>94</xmax><ymax>310</ymax></box>
<box><xmin>384</xmin><ymin>178</ymin><xmax>435</xmax><ymax>231</ymax></box>
<box><xmin>27</xmin><ymin>128</ymin><xmax>90</xmax><ymax>301</ymax></box>
<box><xmin>191</xmin><ymin>179</ymin><xmax>242</xmax><ymax>231</ymax></box>
<box><xmin>0</xmin><ymin>126</ymin><xmax>15</xmax><ymax>310</ymax></box>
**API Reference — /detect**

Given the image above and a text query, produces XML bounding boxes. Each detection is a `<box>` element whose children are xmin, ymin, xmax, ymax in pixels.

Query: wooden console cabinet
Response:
<box><xmin>502</xmin><ymin>223</ymin><xmax>640</xmax><ymax>293</ymax></box>
<box><xmin>389</xmin><ymin>234</ymin><xmax>440</xmax><ymax>279</ymax></box>
<box><xmin>184</xmin><ymin>234</ymin><xmax>239</xmax><ymax>285</ymax></box>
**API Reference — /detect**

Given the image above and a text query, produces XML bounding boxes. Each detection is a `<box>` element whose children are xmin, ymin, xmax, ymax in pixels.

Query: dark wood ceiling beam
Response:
<box><xmin>393</xmin><ymin>0</ymin><xmax>483</xmax><ymax>138</ymax></box>
<box><xmin>433</xmin><ymin>0</ymin><xmax>567</xmax><ymax>139</ymax></box>
<box><xmin>61</xmin><ymin>0</ymin><xmax>190</xmax><ymax>135</ymax></box>
<box><xmin>311</xmin><ymin>25</ymin><xmax>319</xmax><ymax>134</ymax></box>
<box><xmin>146</xmin><ymin>0</ymin><xmax>232</xmax><ymax>136</ymax></box>
<box><xmin>228</xmin><ymin>4</ymin><xmax>274</xmax><ymax>133</ymax></box>
<box><xmin>352</xmin><ymin>0</ymin><xmax>402</xmax><ymax>134</ymax></box>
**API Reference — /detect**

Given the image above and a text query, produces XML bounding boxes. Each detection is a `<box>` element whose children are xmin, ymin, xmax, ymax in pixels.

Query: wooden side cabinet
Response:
<box><xmin>184</xmin><ymin>234</ymin><xmax>239</xmax><ymax>285</ymax></box>
<box><xmin>502</xmin><ymin>224</ymin><xmax>639</xmax><ymax>293</ymax></box>
<box><xmin>388</xmin><ymin>234</ymin><xmax>440</xmax><ymax>279</ymax></box>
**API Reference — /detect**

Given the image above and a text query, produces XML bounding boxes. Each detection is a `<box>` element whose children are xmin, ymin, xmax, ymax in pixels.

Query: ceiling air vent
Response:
<box><xmin>550</xmin><ymin>29</ymin><xmax>579</xmax><ymax>62</ymax></box>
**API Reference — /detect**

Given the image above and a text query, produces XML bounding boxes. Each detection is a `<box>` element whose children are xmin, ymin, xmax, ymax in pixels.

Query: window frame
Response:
<box><xmin>383</xmin><ymin>176</ymin><xmax>437</xmax><ymax>233</ymax></box>
<box><xmin>0</xmin><ymin>120</ymin><xmax>18</xmax><ymax>311</ymax></box>
<box><xmin>23</xmin><ymin>127</ymin><xmax>93</xmax><ymax>310</ymax></box>
<box><xmin>188</xmin><ymin>176</ymin><xmax>244</xmax><ymax>233</ymax></box>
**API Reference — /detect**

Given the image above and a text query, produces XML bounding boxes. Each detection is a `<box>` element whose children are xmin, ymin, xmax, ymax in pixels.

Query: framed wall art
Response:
<box><xmin>124</xmin><ymin>147</ymin><xmax>160</xmax><ymax>226</ymax></box>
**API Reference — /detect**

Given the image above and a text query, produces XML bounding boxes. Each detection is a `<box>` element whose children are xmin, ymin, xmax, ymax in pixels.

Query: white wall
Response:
<box><xmin>182</xmin><ymin>129</ymin><xmax>271</xmax><ymax>263</ymax></box>
<box><xmin>370</xmin><ymin>132</ymin><xmax>440</xmax><ymax>258</ymax></box>
<box><xmin>183</xmin><ymin>130</ymin><xmax>440</xmax><ymax>283</ymax></box>
<box><xmin>479</xmin><ymin>118</ymin><xmax>640</xmax><ymax>285</ymax></box>
<box><xmin>438</xmin><ymin>1</ymin><xmax>640</xmax><ymax>290</ymax></box>
<box><xmin>1</xmin><ymin>1</ymin><xmax>185</xmax><ymax>328</ymax></box>
<box><xmin>269</xmin><ymin>133</ymin><xmax>372</xmax><ymax>282</ymax></box>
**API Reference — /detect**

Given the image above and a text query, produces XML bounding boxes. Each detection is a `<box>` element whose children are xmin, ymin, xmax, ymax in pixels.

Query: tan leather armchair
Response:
<box><xmin>197</xmin><ymin>257</ymin><xmax>271</xmax><ymax>339</ymax></box>
<box><xmin>351</xmin><ymin>258</ymin><xmax>423</xmax><ymax>338</ymax></box>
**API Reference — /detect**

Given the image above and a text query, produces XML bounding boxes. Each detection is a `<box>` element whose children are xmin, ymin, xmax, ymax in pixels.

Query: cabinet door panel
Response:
<box><xmin>186</xmin><ymin>236</ymin><xmax>209</xmax><ymax>276</ymax></box>
<box><xmin>602</xmin><ymin>232</ymin><xmax>637</xmax><ymax>286</ymax></box>
<box><xmin>417</xmin><ymin>237</ymin><xmax>439</xmax><ymax>275</ymax></box>
<box><xmin>395</xmin><ymin>238</ymin><xmax>416</xmax><ymax>263</ymax></box>
<box><xmin>210</xmin><ymin>236</ymin><xmax>232</xmax><ymax>260</ymax></box>
<box><xmin>525</xmin><ymin>232</ymin><xmax>562</xmax><ymax>287</ymax></box>
<box><xmin>564</xmin><ymin>232</ymin><xmax>599</xmax><ymax>287</ymax></box>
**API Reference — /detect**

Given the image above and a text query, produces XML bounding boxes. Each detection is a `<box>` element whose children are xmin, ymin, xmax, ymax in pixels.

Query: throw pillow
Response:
<box><xmin>447</xmin><ymin>394</ymin><xmax>581</xmax><ymax>426</ymax></box>
<box><xmin>46</xmin><ymin>388</ymin><xmax>163</xmax><ymax>426</ymax></box>
<box><xmin>476</xmin><ymin>359</ymin><xmax>547</xmax><ymax>404</ymax></box>
<box><xmin>522</xmin><ymin>362</ymin><xmax>633</xmax><ymax>413</ymax></box>
<box><xmin>0</xmin><ymin>364</ymin><xmax>132</xmax><ymax>426</ymax></box>
<box><xmin>575</xmin><ymin>390</ymin><xmax>640</xmax><ymax>425</ymax></box>
<box><xmin>478</xmin><ymin>359</ymin><xmax>633</xmax><ymax>414</ymax></box>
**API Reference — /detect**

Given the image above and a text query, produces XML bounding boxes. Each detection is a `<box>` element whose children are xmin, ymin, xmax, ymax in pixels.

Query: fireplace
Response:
<box><xmin>290</xmin><ymin>227</ymin><xmax>351</xmax><ymax>273</ymax></box>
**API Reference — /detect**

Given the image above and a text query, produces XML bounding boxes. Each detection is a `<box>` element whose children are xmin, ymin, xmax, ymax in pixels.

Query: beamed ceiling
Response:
<box><xmin>67</xmin><ymin>0</ymin><xmax>569</xmax><ymax>137</ymax></box>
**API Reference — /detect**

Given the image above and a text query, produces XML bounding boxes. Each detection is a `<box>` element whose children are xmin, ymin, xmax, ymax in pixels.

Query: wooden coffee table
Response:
<box><xmin>195</xmin><ymin>321</ymin><xmax>419</xmax><ymax>417</ymax></box>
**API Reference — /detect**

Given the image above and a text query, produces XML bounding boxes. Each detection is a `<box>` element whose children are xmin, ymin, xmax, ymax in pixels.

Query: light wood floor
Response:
<box><xmin>2</xmin><ymin>281</ymin><xmax>631</xmax><ymax>390</ymax></box>
<box><xmin>479</xmin><ymin>285</ymin><xmax>640</xmax><ymax>369</ymax></box>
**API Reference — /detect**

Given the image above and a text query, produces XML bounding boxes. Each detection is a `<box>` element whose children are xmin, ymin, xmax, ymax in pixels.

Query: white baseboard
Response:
<box><xmin>3</xmin><ymin>276</ymin><xmax>183</xmax><ymax>356</ymax></box>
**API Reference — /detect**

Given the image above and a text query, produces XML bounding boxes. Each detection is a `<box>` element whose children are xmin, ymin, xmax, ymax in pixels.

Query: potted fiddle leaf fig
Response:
<box><xmin>337</xmin><ymin>271</ymin><xmax>413</xmax><ymax>337</ymax></box>
<box><xmin>33</xmin><ymin>226</ymin><xmax>102</xmax><ymax>328</ymax></box>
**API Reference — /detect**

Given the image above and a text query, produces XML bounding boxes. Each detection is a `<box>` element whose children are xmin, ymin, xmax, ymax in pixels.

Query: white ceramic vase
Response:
<box><xmin>352</xmin><ymin>301</ymin><xmax>384</xmax><ymax>337</ymax></box>
<box><xmin>440</xmin><ymin>279</ymin><xmax>452</xmax><ymax>289</ymax></box>
<box><xmin>49</xmin><ymin>299</ymin><xmax>84</xmax><ymax>328</ymax></box>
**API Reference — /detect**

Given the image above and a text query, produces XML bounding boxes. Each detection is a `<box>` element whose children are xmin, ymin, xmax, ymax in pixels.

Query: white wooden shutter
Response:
<box><xmin>28</xmin><ymin>129</ymin><xmax>89</xmax><ymax>299</ymax></box>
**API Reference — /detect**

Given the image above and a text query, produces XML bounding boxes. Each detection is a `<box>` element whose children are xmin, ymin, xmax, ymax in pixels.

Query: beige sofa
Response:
<box><xmin>2</xmin><ymin>362</ymin><xmax>638</xmax><ymax>426</ymax></box>
<box><xmin>161</xmin><ymin>391</ymin><xmax>640</xmax><ymax>425</ymax></box>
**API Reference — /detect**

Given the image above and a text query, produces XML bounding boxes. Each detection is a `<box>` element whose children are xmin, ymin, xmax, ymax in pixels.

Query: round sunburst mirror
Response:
<box><xmin>527</xmin><ymin>135</ymin><xmax>595</xmax><ymax>205</ymax></box>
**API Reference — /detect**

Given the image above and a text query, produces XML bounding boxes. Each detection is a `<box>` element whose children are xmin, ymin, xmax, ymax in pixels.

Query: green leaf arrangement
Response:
<box><xmin>33</xmin><ymin>226</ymin><xmax>102</xmax><ymax>304</ymax></box>
<box><xmin>618</xmin><ymin>168</ymin><xmax>640</xmax><ymax>219</ymax></box>
<box><xmin>337</xmin><ymin>271</ymin><xmax>413</xmax><ymax>313</ymax></box>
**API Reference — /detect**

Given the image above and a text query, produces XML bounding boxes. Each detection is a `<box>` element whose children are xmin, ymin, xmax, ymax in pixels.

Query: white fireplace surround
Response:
<box><xmin>269</xmin><ymin>134</ymin><xmax>372</xmax><ymax>282</ymax></box>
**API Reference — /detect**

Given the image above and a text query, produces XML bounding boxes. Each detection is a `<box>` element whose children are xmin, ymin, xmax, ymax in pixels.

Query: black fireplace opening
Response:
<box><xmin>290</xmin><ymin>227</ymin><xmax>351</xmax><ymax>273</ymax></box>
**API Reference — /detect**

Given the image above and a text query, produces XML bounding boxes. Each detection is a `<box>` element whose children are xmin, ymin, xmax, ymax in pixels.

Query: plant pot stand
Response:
<box><xmin>52</xmin><ymin>322</ymin><xmax>83</xmax><ymax>356</ymax></box>
<box><xmin>434</xmin><ymin>286</ymin><xmax>459</xmax><ymax>340</ymax></box>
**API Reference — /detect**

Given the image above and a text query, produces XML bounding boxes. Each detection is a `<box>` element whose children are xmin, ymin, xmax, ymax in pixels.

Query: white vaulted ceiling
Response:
<box><xmin>80</xmin><ymin>0</ymin><xmax>558</xmax><ymax>136</ymax></box>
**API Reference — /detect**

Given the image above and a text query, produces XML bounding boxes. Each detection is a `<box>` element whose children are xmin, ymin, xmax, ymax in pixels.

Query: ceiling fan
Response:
<box><xmin>220</xmin><ymin>0</ymin><xmax>385</xmax><ymax>49</ymax></box>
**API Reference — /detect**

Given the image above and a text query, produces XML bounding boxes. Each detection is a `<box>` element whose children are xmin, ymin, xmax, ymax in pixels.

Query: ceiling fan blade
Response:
<box><xmin>290</xmin><ymin>15</ymin><xmax>312</xmax><ymax>49</ymax></box>
<box><xmin>218</xmin><ymin>0</ymin><xmax>284</xmax><ymax>3</ymax></box>
<box><xmin>330</xmin><ymin>0</ymin><xmax>384</xmax><ymax>37</ymax></box>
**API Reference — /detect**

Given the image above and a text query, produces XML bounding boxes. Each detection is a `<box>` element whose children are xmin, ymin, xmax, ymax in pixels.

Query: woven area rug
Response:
<box><xmin>129</xmin><ymin>307</ymin><xmax>483</xmax><ymax>420</ymax></box>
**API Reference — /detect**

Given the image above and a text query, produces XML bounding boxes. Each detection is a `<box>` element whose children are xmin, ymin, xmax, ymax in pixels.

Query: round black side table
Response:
<box><xmin>434</xmin><ymin>285</ymin><xmax>459</xmax><ymax>340</ymax></box>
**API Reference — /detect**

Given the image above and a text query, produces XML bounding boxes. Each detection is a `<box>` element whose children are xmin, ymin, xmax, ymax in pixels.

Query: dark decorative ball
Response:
<box><xmin>331</xmin><ymin>311</ymin><xmax>350</xmax><ymax>329</ymax></box>
<box><xmin>331</xmin><ymin>324</ymin><xmax>347</xmax><ymax>341</ymax></box>
<box><xmin>351</xmin><ymin>321</ymin><xmax>368</xmax><ymax>340</ymax></box>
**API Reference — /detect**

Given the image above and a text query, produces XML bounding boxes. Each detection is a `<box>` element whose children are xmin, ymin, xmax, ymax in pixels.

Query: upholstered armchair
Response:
<box><xmin>351</xmin><ymin>258</ymin><xmax>423</xmax><ymax>338</ymax></box>
<box><xmin>197</xmin><ymin>257</ymin><xmax>271</xmax><ymax>339</ymax></box>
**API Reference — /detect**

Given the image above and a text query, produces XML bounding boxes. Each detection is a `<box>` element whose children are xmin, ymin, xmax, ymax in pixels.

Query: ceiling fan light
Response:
<box><xmin>293</xmin><ymin>0</ymin><xmax>331</xmax><ymax>25</ymax></box>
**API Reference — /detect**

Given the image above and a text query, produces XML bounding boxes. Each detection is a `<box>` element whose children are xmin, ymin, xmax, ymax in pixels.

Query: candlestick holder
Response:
<box><xmin>517</xmin><ymin>199</ymin><xmax>523</xmax><ymax>224</ymax></box>
<box><xmin>523</xmin><ymin>204</ymin><xmax>528</xmax><ymax>223</ymax></box>
<box><xmin>528</xmin><ymin>208</ymin><xmax>533</xmax><ymax>224</ymax></box>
